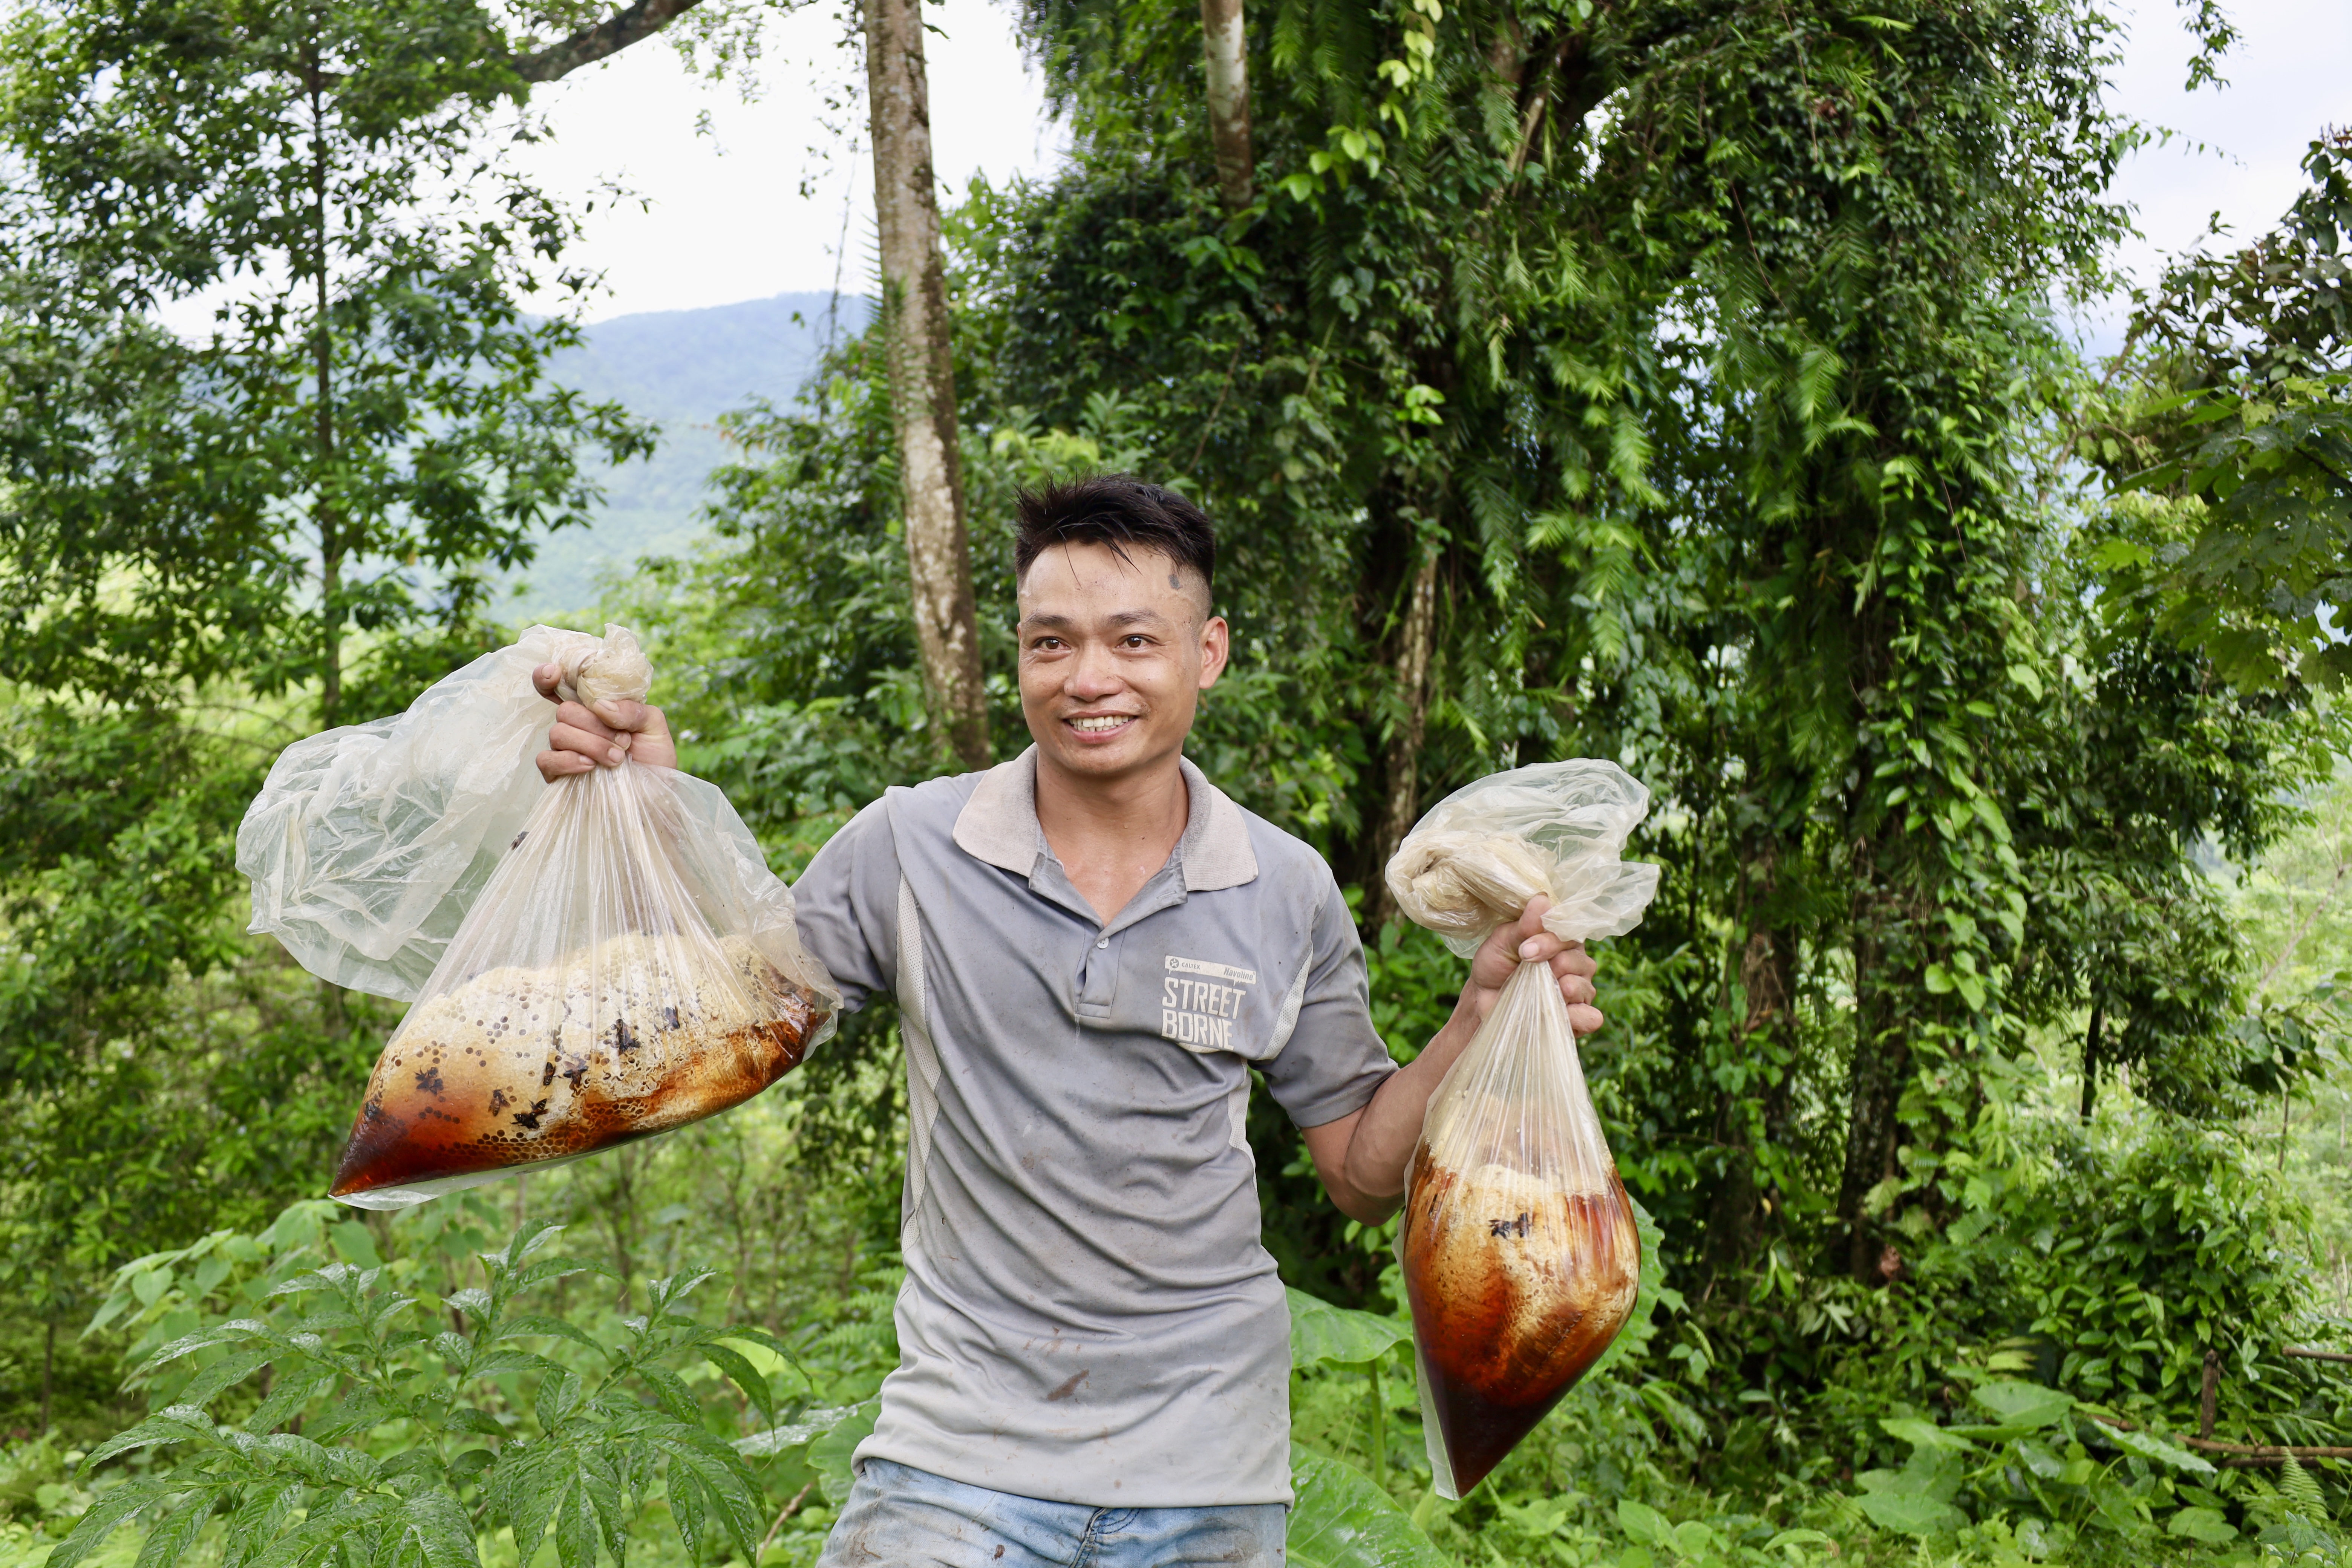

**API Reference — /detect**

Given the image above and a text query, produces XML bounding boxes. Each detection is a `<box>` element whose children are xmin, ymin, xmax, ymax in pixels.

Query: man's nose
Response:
<box><xmin>1067</xmin><ymin>645</ymin><xmax>1124</xmax><ymax>698</ymax></box>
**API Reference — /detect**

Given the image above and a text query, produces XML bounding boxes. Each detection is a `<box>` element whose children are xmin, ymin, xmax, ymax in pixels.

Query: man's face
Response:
<box><xmin>1017</xmin><ymin>540</ymin><xmax>1229</xmax><ymax>786</ymax></box>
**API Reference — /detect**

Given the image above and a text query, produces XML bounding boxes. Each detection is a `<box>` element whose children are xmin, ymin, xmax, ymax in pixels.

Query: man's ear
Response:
<box><xmin>1197</xmin><ymin>615</ymin><xmax>1231</xmax><ymax>690</ymax></box>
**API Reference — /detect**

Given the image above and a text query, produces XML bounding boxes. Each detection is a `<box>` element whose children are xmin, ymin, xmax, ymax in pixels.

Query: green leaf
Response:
<box><xmin>401</xmin><ymin>1492</ymin><xmax>481</xmax><ymax>1568</ymax></box>
<box><xmin>536</xmin><ymin>1370</ymin><xmax>583</xmax><ymax>1433</ymax></box>
<box><xmin>810</xmin><ymin>1400</ymin><xmax>879</xmax><ymax>1510</ymax></box>
<box><xmin>48</xmin><ymin>1475</ymin><xmax>170</xmax><ymax>1568</ymax></box>
<box><xmin>1286</xmin><ymin>1288</ymin><xmax>1410</xmax><ymax>1369</ymax></box>
<box><xmin>248</xmin><ymin>1494</ymin><xmax>395</xmax><ymax>1568</ymax></box>
<box><xmin>1969</xmin><ymin>1381</ymin><xmax>2071</xmax><ymax>1430</ymax></box>
<box><xmin>133</xmin><ymin>1488</ymin><xmax>222</xmax><ymax>1568</ymax></box>
<box><xmin>735</xmin><ymin>1405</ymin><xmax>861</xmax><ymax>1457</ymax></box>
<box><xmin>499</xmin><ymin>1315</ymin><xmax>608</xmax><ymax>1357</ymax></box>
<box><xmin>136</xmin><ymin>1321</ymin><xmax>267</xmax><ymax>1376</ymax></box>
<box><xmin>464</xmin><ymin>1349</ymin><xmax>561</xmax><ymax>1381</ymax></box>
<box><xmin>328</xmin><ymin>1222</ymin><xmax>382</xmax><ymax>1268</ymax></box>
<box><xmin>554</xmin><ymin>1476</ymin><xmax>597</xmax><ymax>1568</ymax></box>
<box><xmin>1615</xmin><ymin>1500</ymin><xmax>1675</xmax><ymax>1548</ymax></box>
<box><xmin>575</xmin><ymin>1449</ymin><xmax>630</xmax><ymax>1565</ymax></box>
<box><xmin>219</xmin><ymin>1480</ymin><xmax>300</xmax><ymax>1568</ymax></box>
<box><xmin>81</xmin><ymin>1406</ymin><xmax>218</xmax><ymax>1473</ymax></box>
<box><xmin>669</xmin><ymin>1470</ymin><xmax>709</xmax><ymax>1563</ymax></box>
<box><xmin>2167</xmin><ymin>1505</ymin><xmax>2237</xmax><ymax>1543</ymax></box>
<box><xmin>1286</xmin><ymin>1445</ymin><xmax>1449</xmax><ymax>1568</ymax></box>
<box><xmin>702</xmin><ymin>1341</ymin><xmax>775</xmax><ymax>1425</ymax></box>
<box><xmin>637</xmin><ymin>1363</ymin><xmax>701</xmax><ymax>1423</ymax></box>
<box><xmin>488</xmin><ymin>1443</ymin><xmax>571</xmax><ymax>1568</ymax></box>
<box><xmin>179</xmin><ymin>1346</ymin><xmax>276</xmax><ymax>1407</ymax></box>
<box><xmin>2096</xmin><ymin>1422</ymin><xmax>2217</xmax><ymax>1475</ymax></box>
<box><xmin>1881</xmin><ymin>1417</ymin><xmax>1977</xmax><ymax>1452</ymax></box>
<box><xmin>1856</xmin><ymin>1491</ymin><xmax>1966</xmax><ymax>1536</ymax></box>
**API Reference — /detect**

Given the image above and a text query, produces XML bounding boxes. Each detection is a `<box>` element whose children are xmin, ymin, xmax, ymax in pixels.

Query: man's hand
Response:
<box><xmin>1459</xmin><ymin>895</ymin><xmax>1602</xmax><ymax>1038</ymax></box>
<box><xmin>532</xmin><ymin>662</ymin><xmax>677</xmax><ymax>782</ymax></box>
<box><xmin>1302</xmin><ymin>894</ymin><xmax>1603</xmax><ymax>1224</ymax></box>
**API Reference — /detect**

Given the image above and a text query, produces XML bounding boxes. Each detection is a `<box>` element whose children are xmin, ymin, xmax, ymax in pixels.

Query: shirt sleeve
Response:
<box><xmin>789</xmin><ymin>796</ymin><xmax>903</xmax><ymax>1015</ymax></box>
<box><xmin>1260</xmin><ymin>876</ymin><xmax>1399</xmax><ymax>1128</ymax></box>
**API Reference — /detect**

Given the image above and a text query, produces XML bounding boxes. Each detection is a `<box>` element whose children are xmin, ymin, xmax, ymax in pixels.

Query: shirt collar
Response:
<box><xmin>952</xmin><ymin>744</ymin><xmax>1259</xmax><ymax>893</ymax></box>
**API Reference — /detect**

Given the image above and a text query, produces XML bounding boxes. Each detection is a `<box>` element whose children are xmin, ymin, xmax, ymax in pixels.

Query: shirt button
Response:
<box><xmin>1096</xmin><ymin>938</ymin><xmax>1109</xmax><ymax>949</ymax></box>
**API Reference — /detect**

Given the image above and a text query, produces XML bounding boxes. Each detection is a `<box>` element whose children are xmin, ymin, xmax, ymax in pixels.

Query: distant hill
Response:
<box><xmin>504</xmin><ymin>291</ymin><xmax>871</xmax><ymax>615</ymax></box>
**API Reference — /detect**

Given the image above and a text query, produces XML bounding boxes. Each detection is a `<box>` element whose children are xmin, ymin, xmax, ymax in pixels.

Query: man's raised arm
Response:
<box><xmin>1301</xmin><ymin>897</ymin><xmax>1601</xmax><ymax>1224</ymax></box>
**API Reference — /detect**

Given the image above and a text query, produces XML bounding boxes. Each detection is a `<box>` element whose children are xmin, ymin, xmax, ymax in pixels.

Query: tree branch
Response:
<box><xmin>512</xmin><ymin>0</ymin><xmax>707</xmax><ymax>83</ymax></box>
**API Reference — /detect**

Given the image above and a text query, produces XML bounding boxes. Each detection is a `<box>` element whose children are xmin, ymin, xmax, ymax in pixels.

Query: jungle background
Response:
<box><xmin>4</xmin><ymin>0</ymin><xmax>2352</xmax><ymax>1560</ymax></box>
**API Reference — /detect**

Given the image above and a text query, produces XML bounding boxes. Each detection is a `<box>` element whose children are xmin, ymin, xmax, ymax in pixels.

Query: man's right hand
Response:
<box><xmin>533</xmin><ymin>663</ymin><xmax>678</xmax><ymax>781</ymax></box>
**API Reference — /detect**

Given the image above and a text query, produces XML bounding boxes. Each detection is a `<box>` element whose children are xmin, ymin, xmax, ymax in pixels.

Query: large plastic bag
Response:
<box><xmin>240</xmin><ymin>625</ymin><xmax>626</xmax><ymax>1001</ymax></box>
<box><xmin>1386</xmin><ymin>759</ymin><xmax>1659</xmax><ymax>1498</ymax></box>
<box><xmin>239</xmin><ymin>625</ymin><xmax>838</xmax><ymax>1209</ymax></box>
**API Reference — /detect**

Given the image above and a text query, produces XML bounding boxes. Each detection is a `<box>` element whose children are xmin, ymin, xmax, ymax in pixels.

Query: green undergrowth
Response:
<box><xmin>4</xmin><ymin>1113</ymin><xmax>2347</xmax><ymax>1568</ymax></box>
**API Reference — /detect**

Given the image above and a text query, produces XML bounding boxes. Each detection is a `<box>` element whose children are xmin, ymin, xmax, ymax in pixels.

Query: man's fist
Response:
<box><xmin>1460</xmin><ymin>895</ymin><xmax>1603</xmax><ymax>1037</ymax></box>
<box><xmin>533</xmin><ymin>662</ymin><xmax>678</xmax><ymax>782</ymax></box>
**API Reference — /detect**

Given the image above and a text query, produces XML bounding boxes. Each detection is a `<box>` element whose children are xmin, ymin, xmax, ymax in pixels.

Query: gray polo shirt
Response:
<box><xmin>789</xmin><ymin>747</ymin><xmax>1397</xmax><ymax>1507</ymax></box>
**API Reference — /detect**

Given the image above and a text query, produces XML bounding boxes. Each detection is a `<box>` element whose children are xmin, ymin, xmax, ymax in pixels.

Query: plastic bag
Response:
<box><xmin>1386</xmin><ymin>760</ymin><xmax>1659</xmax><ymax>1498</ymax></box>
<box><xmin>239</xmin><ymin>625</ymin><xmax>838</xmax><ymax>1209</ymax></box>
<box><xmin>239</xmin><ymin>625</ymin><xmax>628</xmax><ymax>1000</ymax></box>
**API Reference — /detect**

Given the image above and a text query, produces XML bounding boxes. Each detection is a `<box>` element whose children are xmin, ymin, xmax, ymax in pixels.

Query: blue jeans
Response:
<box><xmin>816</xmin><ymin>1457</ymin><xmax>1286</xmax><ymax>1567</ymax></box>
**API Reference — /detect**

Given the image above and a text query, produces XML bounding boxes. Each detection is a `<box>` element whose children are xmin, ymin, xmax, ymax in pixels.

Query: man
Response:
<box><xmin>536</xmin><ymin>478</ymin><xmax>1603</xmax><ymax>1566</ymax></box>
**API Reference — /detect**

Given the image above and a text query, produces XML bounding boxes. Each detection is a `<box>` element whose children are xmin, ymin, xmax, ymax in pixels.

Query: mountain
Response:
<box><xmin>504</xmin><ymin>291</ymin><xmax>871</xmax><ymax>615</ymax></box>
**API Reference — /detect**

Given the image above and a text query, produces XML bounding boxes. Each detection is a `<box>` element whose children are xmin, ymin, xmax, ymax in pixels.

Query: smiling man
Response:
<box><xmin>536</xmin><ymin>476</ymin><xmax>1603</xmax><ymax>1568</ymax></box>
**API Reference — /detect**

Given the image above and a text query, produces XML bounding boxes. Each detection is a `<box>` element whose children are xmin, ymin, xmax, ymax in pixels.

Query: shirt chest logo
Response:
<box><xmin>1162</xmin><ymin>956</ymin><xmax>1257</xmax><ymax>1051</ymax></box>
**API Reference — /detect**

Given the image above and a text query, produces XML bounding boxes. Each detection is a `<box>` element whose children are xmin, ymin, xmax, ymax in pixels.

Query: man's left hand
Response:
<box><xmin>1302</xmin><ymin>893</ymin><xmax>1603</xmax><ymax>1224</ymax></box>
<box><xmin>1458</xmin><ymin>894</ymin><xmax>1602</xmax><ymax>1036</ymax></box>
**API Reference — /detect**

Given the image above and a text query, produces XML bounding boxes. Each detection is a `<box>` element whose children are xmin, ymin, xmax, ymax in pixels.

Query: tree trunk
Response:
<box><xmin>2079</xmin><ymin>997</ymin><xmax>2104</xmax><ymax>1122</ymax></box>
<box><xmin>1708</xmin><ymin>864</ymin><xmax>1794</xmax><ymax>1274</ymax></box>
<box><xmin>1370</xmin><ymin>544</ymin><xmax>1441</xmax><ymax>920</ymax></box>
<box><xmin>865</xmin><ymin>0</ymin><xmax>990</xmax><ymax>773</ymax></box>
<box><xmin>307</xmin><ymin>61</ymin><xmax>342</xmax><ymax>733</ymax></box>
<box><xmin>1839</xmin><ymin>896</ymin><xmax>1913</xmax><ymax>1283</ymax></box>
<box><xmin>1199</xmin><ymin>0</ymin><xmax>1253</xmax><ymax>211</ymax></box>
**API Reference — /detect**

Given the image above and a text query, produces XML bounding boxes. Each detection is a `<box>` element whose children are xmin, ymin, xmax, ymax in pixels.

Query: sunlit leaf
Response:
<box><xmin>1286</xmin><ymin>1445</ymin><xmax>1448</xmax><ymax>1568</ymax></box>
<box><xmin>1286</xmin><ymin>1288</ymin><xmax>1410</xmax><ymax>1369</ymax></box>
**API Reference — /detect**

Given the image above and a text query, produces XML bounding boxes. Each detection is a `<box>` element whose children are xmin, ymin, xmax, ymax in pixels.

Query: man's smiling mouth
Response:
<box><xmin>1067</xmin><ymin>715</ymin><xmax>1137</xmax><ymax>733</ymax></box>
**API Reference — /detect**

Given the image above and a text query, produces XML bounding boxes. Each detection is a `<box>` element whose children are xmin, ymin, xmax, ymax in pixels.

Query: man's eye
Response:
<box><xmin>1123</xmin><ymin>636</ymin><xmax>1150</xmax><ymax>648</ymax></box>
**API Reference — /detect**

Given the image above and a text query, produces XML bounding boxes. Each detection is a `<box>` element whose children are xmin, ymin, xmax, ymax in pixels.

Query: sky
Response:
<box><xmin>513</xmin><ymin>0</ymin><xmax>2352</xmax><ymax>327</ymax></box>
<box><xmin>510</xmin><ymin>0</ymin><xmax>1065</xmax><ymax>322</ymax></box>
<box><xmin>2098</xmin><ymin>0</ymin><xmax>2352</xmax><ymax>320</ymax></box>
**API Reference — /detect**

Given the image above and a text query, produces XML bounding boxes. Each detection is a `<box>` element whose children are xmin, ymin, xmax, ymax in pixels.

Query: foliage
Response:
<box><xmin>55</xmin><ymin>1214</ymin><xmax>782</xmax><ymax>1568</ymax></box>
<box><xmin>2087</xmin><ymin>130</ymin><xmax>2352</xmax><ymax>690</ymax></box>
<box><xmin>0</xmin><ymin>0</ymin><xmax>652</xmax><ymax>1378</ymax></box>
<box><xmin>0</xmin><ymin>0</ymin><xmax>651</xmax><ymax>722</ymax></box>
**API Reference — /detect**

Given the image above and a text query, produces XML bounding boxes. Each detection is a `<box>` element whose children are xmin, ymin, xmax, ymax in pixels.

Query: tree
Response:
<box><xmin>0</xmin><ymin>0</ymin><xmax>651</xmax><ymax>723</ymax></box>
<box><xmin>2087</xmin><ymin>129</ymin><xmax>2352</xmax><ymax>691</ymax></box>
<box><xmin>914</xmin><ymin>0</ymin><xmax>2309</xmax><ymax>1312</ymax></box>
<box><xmin>1200</xmin><ymin>0</ymin><xmax>1254</xmax><ymax>210</ymax></box>
<box><xmin>864</xmin><ymin>0</ymin><xmax>992</xmax><ymax>771</ymax></box>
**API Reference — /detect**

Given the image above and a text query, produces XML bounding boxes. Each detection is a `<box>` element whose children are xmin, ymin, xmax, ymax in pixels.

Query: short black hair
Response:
<box><xmin>1013</xmin><ymin>475</ymin><xmax>1216</xmax><ymax>605</ymax></box>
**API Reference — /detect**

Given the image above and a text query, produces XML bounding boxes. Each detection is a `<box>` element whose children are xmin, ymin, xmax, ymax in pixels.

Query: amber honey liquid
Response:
<box><xmin>1403</xmin><ymin>1149</ymin><xmax>1640</xmax><ymax>1494</ymax></box>
<box><xmin>331</xmin><ymin>1013</ymin><xmax>816</xmax><ymax>1199</ymax></box>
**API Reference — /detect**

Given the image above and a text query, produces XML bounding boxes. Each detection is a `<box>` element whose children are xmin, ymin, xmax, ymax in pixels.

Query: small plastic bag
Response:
<box><xmin>1386</xmin><ymin>760</ymin><xmax>1660</xmax><ymax>1498</ymax></box>
<box><xmin>239</xmin><ymin>625</ymin><xmax>838</xmax><ymax>1208</ymax></box>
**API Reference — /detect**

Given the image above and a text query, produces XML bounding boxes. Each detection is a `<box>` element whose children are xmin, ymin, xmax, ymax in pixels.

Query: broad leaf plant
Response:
<box><xmin>56</xmin><ymin>1217</ymin><xmax>791</xmax><ymax>1568</ymax></box>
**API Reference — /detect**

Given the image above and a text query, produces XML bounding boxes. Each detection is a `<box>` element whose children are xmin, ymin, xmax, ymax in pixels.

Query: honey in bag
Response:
<box><xmin>1386</xmin><ymin>760</ymin><xmax>1659</xmax><ymax>1496</ymax></box>
<box><xmin>242</xmin><ymin>624</ymin><xmax>836</xmax><ymax>1208</ymax></box>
